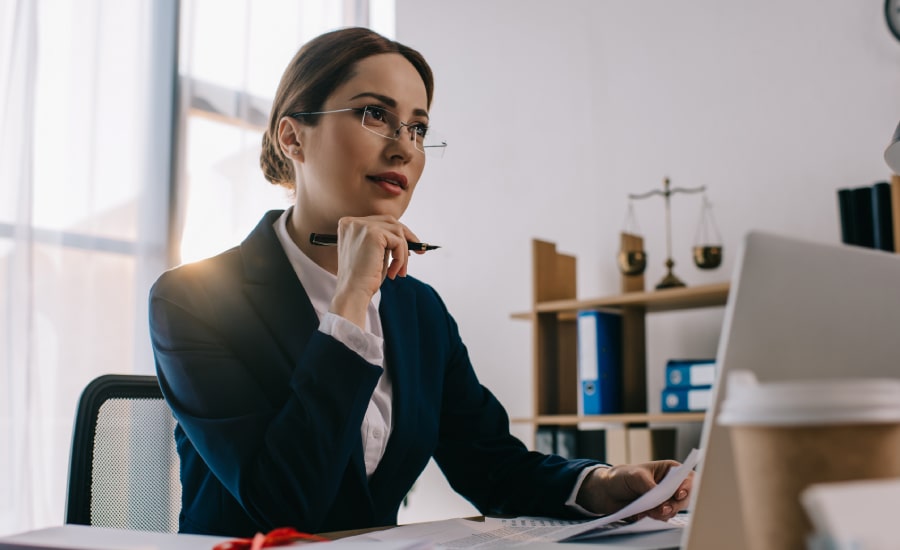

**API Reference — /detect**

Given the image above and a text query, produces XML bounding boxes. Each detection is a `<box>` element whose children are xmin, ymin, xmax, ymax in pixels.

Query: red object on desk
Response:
<box><xmin>212</xmin><ymin>527</ymin><xmax>328</xmax><ymax>550</ymax></box>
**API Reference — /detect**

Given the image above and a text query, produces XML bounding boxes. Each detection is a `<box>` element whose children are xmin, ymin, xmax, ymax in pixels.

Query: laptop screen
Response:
<box><xmin>683</xmin><ymin>231</ymin><xmax>900</xmax><ymax>549</ymax></box>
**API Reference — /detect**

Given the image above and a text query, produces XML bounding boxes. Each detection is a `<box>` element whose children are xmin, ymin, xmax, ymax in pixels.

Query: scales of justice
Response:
<box><xmin>618</xmin><ymin>177</ymin><xmax>723</xmax><ymax>290</ymax></box>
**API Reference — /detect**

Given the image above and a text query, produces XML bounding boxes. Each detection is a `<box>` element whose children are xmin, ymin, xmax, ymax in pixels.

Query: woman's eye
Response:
<box><xmin>365</xmin><ymin>106</ymin><xmax>388</xmax><ymax>122</ymax></box>
<box><xmin>410</xmin><ymin>124</ymin><xmax>429</xmax><ymax>138</ymax></box>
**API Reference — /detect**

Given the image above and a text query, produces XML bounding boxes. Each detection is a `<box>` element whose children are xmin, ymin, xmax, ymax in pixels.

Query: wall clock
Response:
<box><xmin>888</xmin><ymin>0</ymin><xmax>900</xmax><ymax>42</ymax></box>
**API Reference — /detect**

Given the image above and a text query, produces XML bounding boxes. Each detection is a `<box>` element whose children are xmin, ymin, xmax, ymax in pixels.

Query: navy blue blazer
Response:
<box><xmin>149</xmin><ymin>210</ymin><xmax>599</xmax><ymax>537</ymax></box>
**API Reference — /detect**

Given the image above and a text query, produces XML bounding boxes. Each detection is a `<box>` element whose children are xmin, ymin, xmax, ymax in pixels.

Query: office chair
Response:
<box><xmin>65</xmin><ymin>374</ymin><xmax>181</xmax><ymax>532</ymax></box>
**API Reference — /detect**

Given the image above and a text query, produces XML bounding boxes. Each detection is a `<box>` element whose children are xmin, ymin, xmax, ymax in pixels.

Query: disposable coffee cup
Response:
<box><xmin>718</xmin><ymin>370</ymin><xmax>900</xmax><ymax>550</ymax></box>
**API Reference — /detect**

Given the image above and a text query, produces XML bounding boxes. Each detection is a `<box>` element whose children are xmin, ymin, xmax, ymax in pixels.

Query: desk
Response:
<box><xmin>0</xmin><ymin>522</ymin><xmax>682</xmax><ymax>549</ymax></box>
<box><xmin>0</xmin><ymin>524</ymin><xmax>229</xmax><ymax>549</ymax></box>
<box><xmin>332</xmin><ymin>517</ymin><xmax>682</xmax><ymax>549</ymax></box>
<box><xmin>318</xmin><ymin>524</ymin><xmax>396</xmax><ymax>540</ymax></box>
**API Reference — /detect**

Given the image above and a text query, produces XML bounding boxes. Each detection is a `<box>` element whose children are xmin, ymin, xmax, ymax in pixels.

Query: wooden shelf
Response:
<box><xmin>511</xmin><ymin>282</ymin><xmax>729</xmax><ymax>320</ymax></box>
<box><xmin>510</xmin><ymin>412</ymin><xmax>706</xmax><ymax>425</ymax></box>
<box><xmin>517</xmin><ymin>239</ymin><xmax>729</xmax><ymax>462</ymax></box>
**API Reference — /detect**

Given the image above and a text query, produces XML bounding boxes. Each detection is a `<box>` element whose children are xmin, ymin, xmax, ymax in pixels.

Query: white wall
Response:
<box><xmin>393</xmin><ymin>0</ymin><xmax>900</xmax><ymax>523</ymax></box>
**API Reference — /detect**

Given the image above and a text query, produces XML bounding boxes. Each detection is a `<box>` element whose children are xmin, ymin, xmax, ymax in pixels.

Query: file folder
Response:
<box><xmin>661</xmin><ymin>386</ymin><xmax>712</xmax><ymax>412</ymax></box>
<box><xmin>577</xmin><ymin>311</ymin><xmax>622</xmax><ymax>415</ymax></box>
<box><xmin>665</xmin><ymin>359</ymin><xmax>717</xmax><ymax>388</ymax></box>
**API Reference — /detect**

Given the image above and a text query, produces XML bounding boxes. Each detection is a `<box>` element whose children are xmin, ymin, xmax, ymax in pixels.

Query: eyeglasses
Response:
<box><xmin>288</xmin><ymin>106</ymin><xmax>447</xmax><ymax>157</ymax></box>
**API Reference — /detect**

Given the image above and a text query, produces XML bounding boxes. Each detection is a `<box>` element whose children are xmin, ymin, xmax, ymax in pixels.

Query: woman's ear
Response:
<box><xmin>278</xmin><ymin>117</ymin><xmax>305</xmax><ymax>161</ymax></box>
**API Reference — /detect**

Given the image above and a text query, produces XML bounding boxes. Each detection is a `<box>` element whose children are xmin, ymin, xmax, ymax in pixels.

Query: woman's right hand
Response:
<box><xmin>328</xmin><ymin>215</ymin><xmax>423</xmax><ymax>329</ymax></box>
<box><xmin>575</xmin><ymin>460</ymin><xmax>693</xmax><ymax>520</ymax></box>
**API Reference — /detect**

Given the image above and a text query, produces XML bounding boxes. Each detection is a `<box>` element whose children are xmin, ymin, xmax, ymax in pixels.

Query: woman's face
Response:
<box><xmin>295</xmin><ymin>53</ymin><xmax>429</xmax><ymax>225</ymax></box>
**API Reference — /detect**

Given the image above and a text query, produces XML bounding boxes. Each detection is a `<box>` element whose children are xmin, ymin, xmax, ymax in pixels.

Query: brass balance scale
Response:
<box><xmin>618</xmin><ymin>177</ymin><xmax>723</xmax><ymax>290</ymax></box>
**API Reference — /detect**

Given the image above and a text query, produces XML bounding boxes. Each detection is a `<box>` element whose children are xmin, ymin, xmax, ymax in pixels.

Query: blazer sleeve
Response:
<box><xmin>149</xmin><ymin>263</ymin><xmax>380</xmax><ymax>532</ymax></box>
<box><xmin>425</xmin><ymin>288</ymin><xmax>601</xmax><ymax>518</ymax></box>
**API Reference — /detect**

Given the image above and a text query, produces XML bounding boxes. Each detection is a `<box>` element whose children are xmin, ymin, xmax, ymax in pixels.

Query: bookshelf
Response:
<box><xmin>510</xmin><ymin>239</ymin><xmax>729</xmax><ymax>453</ymax></box>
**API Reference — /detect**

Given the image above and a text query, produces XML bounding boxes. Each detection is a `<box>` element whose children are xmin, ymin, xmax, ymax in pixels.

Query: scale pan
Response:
<box><xmin>618</xmin><ymin>249</ymin><xmax>647</xmax><ymax>275</ymax></box>
<box><xmin>694</xmin><ymin>245</ymin><xmax>722</xmax><ymax>269</ymax></box>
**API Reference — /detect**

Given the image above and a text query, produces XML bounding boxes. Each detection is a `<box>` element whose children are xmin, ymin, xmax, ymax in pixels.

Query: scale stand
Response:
<box><xmin>628</xmin><ymin>177</ymin><xmax>705</xmax><ymax>290</ymax></box>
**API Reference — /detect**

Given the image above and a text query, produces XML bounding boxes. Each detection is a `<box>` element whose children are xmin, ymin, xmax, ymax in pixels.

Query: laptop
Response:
<box><xmin>682</xmin><ymin>231</ymin><xmax>900</xmax><ymax>549</ymax></box>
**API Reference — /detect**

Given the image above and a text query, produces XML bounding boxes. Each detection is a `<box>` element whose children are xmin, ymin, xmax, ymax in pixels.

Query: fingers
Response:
<box><xmin>642</xmin><ymin>472</ymin><xmax>693</xmax><ymax>522</ymax></box>
<box><xmin>640</xmin><ymin>496</ymin><xmax>684</xmax><ymax>522</ymax></box>
<box><xmin>335</xmin><ymin>215</ymin><xmax>419</xmax><ymax>283</ymax></box>
<box><xmin>611</xmin><ymin>462</ymin><xmax>693</xmax><ymax>523</ymax></box>
<box><xmin>383</xmin><ymin>222</ymin><xmax>415</xmax><ymax>281</ymax></box>
<box><xmin>643</xmin><ymin>493</ymin><xmax>690</xmax><ymax>521</ymax></box>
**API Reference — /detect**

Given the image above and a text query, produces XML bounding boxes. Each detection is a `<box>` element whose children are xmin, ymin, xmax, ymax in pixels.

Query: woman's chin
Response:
<box><xmin>359</xmin><ymin>201</ymin><xmax>410</xmax><ymax>220</ymax></box>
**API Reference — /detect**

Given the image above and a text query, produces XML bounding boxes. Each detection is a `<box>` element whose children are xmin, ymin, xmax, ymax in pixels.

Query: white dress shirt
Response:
<box><xmin>274</xmin><ymin>208</ymin><xmax>392</xmax><ymax>478</ymax></box>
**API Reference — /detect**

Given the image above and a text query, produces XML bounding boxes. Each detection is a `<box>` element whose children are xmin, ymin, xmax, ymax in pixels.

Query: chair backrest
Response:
<box><xmin>65</xmin><ymin>374</ymin><xmax>181</xmax><ymax>532</ymax></box>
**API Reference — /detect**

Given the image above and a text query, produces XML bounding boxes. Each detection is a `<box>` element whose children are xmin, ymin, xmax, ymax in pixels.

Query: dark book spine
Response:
<box><xmin>892</xmin><ymin>176</ymin><xmax>900</xmax><ymax>252</ymax></box>
<box><xmin>837</xmin><ymin>188</ymin><xmax>856</xmax><ymax>245</ymax></box>
<box><xmin>872</xmin><ymin>181</ymin><xmax>894</xmax><ymax>251</ymax></box>
<box><xmin>851</xmin><ymin>186</ymin><xmax>875</xmax><ymax>248</ymax></box>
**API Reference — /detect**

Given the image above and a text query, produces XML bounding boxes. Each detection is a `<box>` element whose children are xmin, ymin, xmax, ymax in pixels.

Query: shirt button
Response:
<box><xmin>373</xmin><ymin>429</ymin><xmax>382</xmax><ymax>438</ymax></box>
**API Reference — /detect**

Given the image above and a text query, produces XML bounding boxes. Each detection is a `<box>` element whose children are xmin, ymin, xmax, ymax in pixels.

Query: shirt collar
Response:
<box><xmin>273</xmin><ymin>207</ymin><xmax>381</xmax><ymax>321</ymax></box>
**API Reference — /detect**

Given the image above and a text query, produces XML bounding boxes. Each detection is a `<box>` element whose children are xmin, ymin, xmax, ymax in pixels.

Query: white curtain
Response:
<box><xmin>0</xmin><ymin>0</ymin><xmax>176</xmax><ymax>535</ymax></box>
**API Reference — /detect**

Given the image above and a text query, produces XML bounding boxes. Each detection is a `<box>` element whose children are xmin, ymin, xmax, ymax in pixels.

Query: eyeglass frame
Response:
<box><xmin>287</xmin><ymin>106</ymin><xmax>447</xmax><ymax>156</ymax></box>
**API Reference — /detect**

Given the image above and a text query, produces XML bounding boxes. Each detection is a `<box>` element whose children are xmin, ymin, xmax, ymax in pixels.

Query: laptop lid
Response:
<box><xmin>683</xmin><ymin>231</ymin><xmax>900</xmax><ymax>549</ymax></box>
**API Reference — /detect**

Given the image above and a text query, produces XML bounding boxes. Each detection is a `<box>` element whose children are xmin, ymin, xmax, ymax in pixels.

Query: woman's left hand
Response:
<box><xmin>575</xmin><ymin>460</ymin><xmax>693</xmax><ymax>521</ymax></box>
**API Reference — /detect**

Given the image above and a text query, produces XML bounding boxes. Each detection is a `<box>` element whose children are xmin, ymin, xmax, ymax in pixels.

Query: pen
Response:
<box><xmin>309</xmin><ymin>233</ymin><xmax>441</xmax><ymax>251</ymax></box>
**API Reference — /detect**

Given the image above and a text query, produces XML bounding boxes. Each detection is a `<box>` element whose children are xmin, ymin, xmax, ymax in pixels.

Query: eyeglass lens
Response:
<box><xmin>360</xmin><ymin>107</ymin><xmax>444</xmax><ymax>156</ymax></box>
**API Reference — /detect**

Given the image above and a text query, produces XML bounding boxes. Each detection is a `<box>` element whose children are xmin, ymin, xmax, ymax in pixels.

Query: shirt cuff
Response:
<box><xmin>319</xmin><ymin>312</ymin><xmax>384</xmax><ymax>366</ymax></box>
<box><xmin>565</xmin><ymin>464</ymin><xmax>610</xmax><ymax>517</ymax></box>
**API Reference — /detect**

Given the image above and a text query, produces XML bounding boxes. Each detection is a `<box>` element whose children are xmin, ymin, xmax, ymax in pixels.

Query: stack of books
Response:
<box><xmin>661</xmin><ymin>359</ymin><xmax>717</xmax><ymax>413</ymax></box>
<box><xmin>836</xmin><ymin>178</ymin><xmax>900</xmax><ymax>252</ymax></box>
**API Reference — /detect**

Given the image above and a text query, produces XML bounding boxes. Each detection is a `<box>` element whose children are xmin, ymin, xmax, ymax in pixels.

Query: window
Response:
<box><xmin>176</xmin><ymin>0</ymin><xmax>395</xmax><ymax>263</ymax></box>
<box><xmin>0</xmin><ymin>0</ymin><xmax>175</xmax><ymax>533</ymax></box>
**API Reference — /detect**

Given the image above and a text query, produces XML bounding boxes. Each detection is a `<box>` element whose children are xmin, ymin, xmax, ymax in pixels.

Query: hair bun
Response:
<box><xmin>260</xmin><ymin>133</ymin><xmax>295</xmax><ymax>188</ymax></box>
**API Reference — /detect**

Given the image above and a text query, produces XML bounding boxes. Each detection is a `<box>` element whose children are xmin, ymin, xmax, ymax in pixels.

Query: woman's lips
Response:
<box><xmin>367</xmin><ymin>172</ymin><xmax>408</xmax><ymax>190</ymax></box>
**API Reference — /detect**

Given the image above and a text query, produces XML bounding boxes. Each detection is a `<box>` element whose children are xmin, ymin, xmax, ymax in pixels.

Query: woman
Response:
<box><xmin>149</xmin><ymin>27</ymin><xmax>691</xmax><ymax>538</ymax></box>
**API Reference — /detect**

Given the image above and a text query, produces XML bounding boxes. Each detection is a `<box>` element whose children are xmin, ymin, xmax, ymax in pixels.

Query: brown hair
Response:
<box><xmin>260</xmin><ymin>27</ymin><xmax>434</xmax><ymax>189</ymax></box>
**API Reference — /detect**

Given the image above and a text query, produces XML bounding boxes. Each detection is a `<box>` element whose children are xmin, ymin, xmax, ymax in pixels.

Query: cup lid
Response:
<box><xmin>718</xmin><ymin>370</ymin><xmax>900</xmax><ymax>426</ymax></box>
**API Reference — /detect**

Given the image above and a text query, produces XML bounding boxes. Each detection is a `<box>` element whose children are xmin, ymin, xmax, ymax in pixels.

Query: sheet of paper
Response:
<box><xmin>485</xmin><ymin>517</ymin><xmax>684</xmax><ymax>542</ymax></box>
<box><xmin>351</xmin><ymin>517</ymin><xmax>585</xmax><ymax>548</ymax></box>
<box><xmin>515</xmin><ymin>447</ymin><xmax>701</xmax><ymax>542</ymax></box>
<box><xmin>342</xmin><ymin>518</ymin><xmax>516</xmax><ymax>547</ymax></box>
<box><xmin>351</xmin><ymin>516</ymin><xmax>681</xmax><ymax>548</ymax></box>
<box><xmin>316</xmin><ymin>541</ymin><xmax>432</xmax><ymax>549</ymax></box>
<box><xmin>565</xmin><ymin>517</ymin><xmax>678</xmax><ymax>540</ymax></box>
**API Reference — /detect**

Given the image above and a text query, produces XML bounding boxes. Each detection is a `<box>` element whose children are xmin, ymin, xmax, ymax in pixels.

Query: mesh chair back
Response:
<box><xmin>65</xmin><ymin>374</ymin><xmax>181</xmax><ymax>532</ymax></box>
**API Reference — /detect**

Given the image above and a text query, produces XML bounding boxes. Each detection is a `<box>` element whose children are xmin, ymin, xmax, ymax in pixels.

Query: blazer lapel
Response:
<box><xmin>240</xmin><ymin>210</ymin><xmax>319</xmax><ymax>367</ymax></box>
<box><xmin>239</xmin><ymin>210</ymin><xmax>370</xmax><ymax>497</ymax></box>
